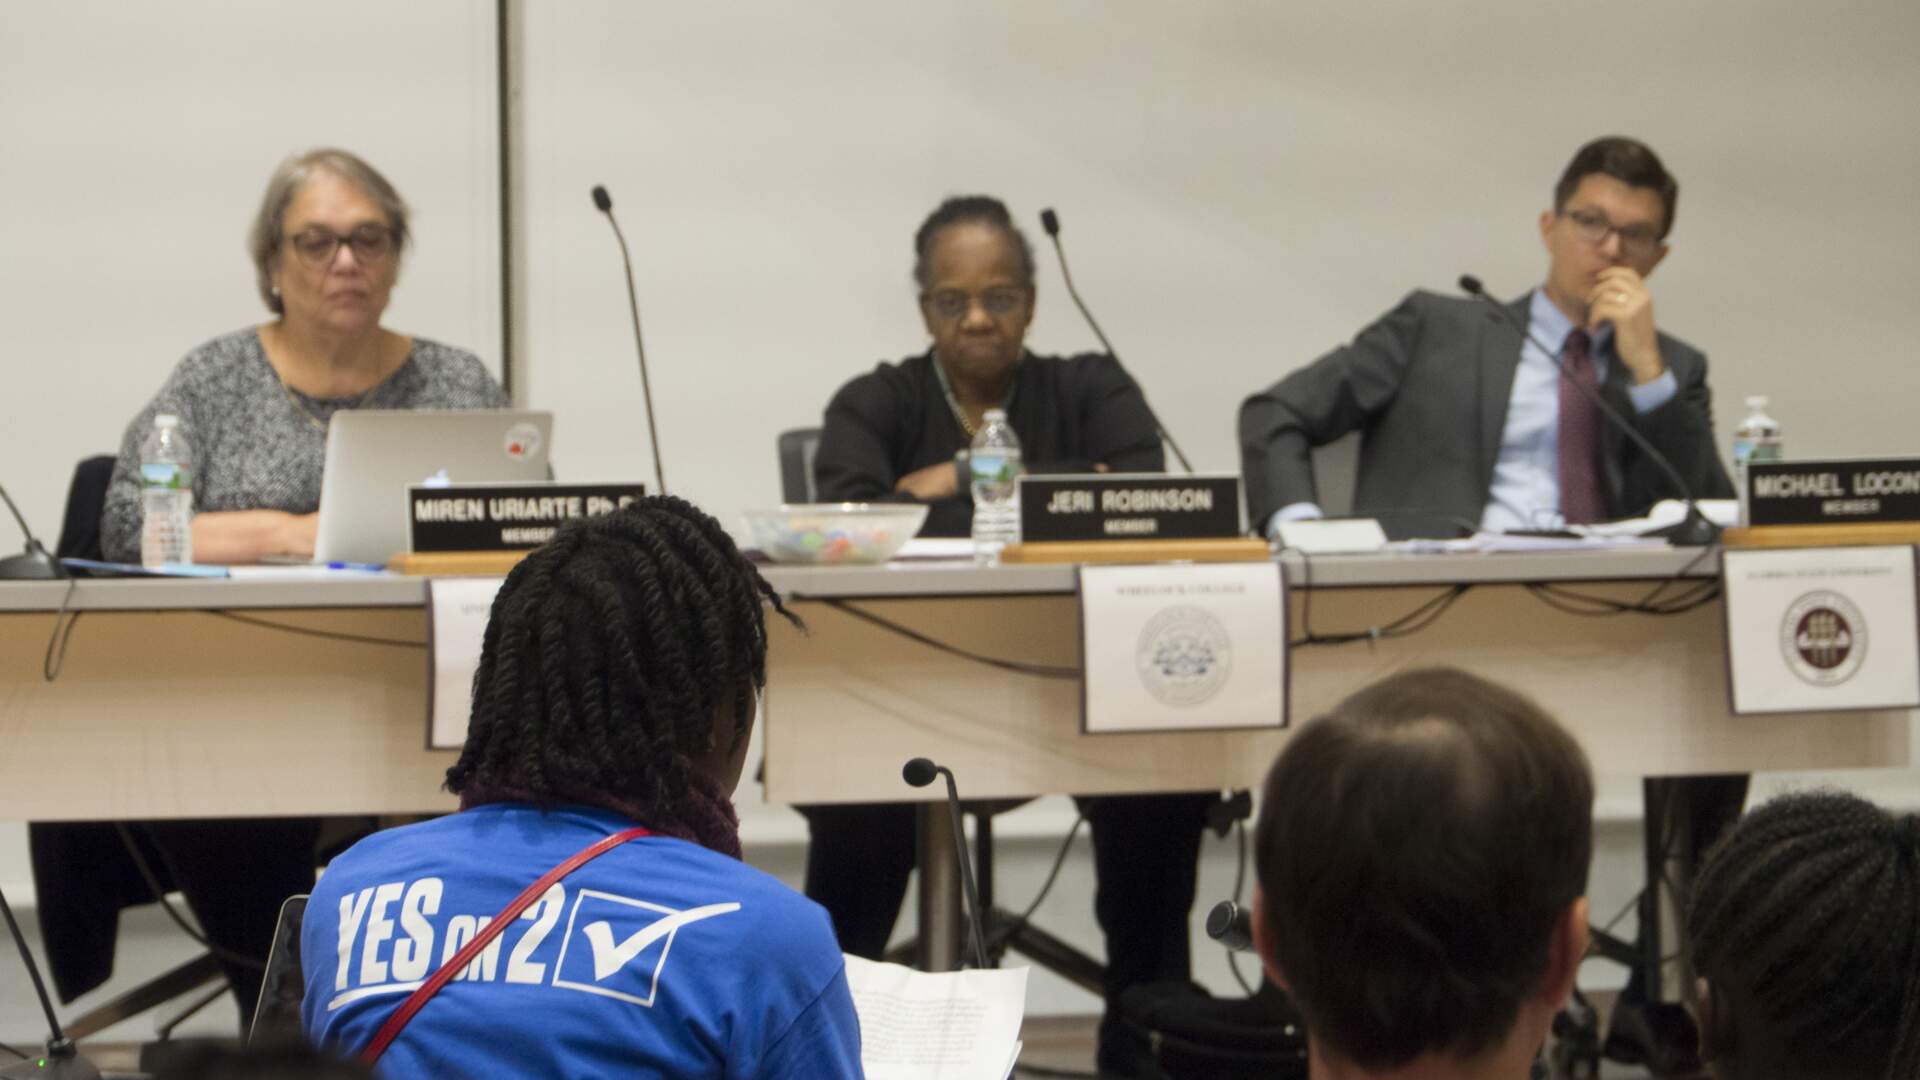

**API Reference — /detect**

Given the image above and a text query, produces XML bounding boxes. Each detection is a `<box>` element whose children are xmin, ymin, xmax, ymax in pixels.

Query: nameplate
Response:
<box><xmin>1722</xmin><ymin>546</ymin><xmax>1920</xmax><ymax>715</ymax></box>
<box><xmin>1746</xmin><ymin>459</ymin><xmax>1920</xmax><ymax>526</ymax></box>
<box><xmin>1078</xmin><ymin>562</ymin><xmax>1288</xmax><ymax>734</ymax></box>
<box><xmin>407</xmin><ymin>482</ymin><xmax>647</xmax><ymax>553</ymax></box>
<box><xmin>426</xmin><ymin>577</ymin><xmax>504</xmax><ymax>748</ymax></box>
<box><xmin>1019</xmin><ymin>473</ymin><xmax>1241</xmax><ymax>542</ymax></box>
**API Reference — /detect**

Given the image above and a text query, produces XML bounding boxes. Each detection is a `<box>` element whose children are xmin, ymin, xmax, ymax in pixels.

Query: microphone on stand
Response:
<box><xmin>1458</xmin><ymin>275</ymin><xmax>1719</xmax><ymax>547</ymax></box>
<box><xmin>1038</xmin><ymin>207</ymin><xmax>1196</xmax><ymax>474</ymax></box>
<box><xmin>1205</xmin><ymin>899</ymin><xmax>1254</xmax><ymax>953</ymax></box>
<box><xmin>0</xmin><ymin>483</ymin><xmax>62</xmax><ymax>580</ymax></box>
<box><xmin>1</xmin><ymin>887</ymin><xmax>100</xmax><ymax>1079</ymax></box>
<box><xmin>902</xmin><ymin>757</ymin><xmax>990</xmax><ymax>971</ymax></box>
<box><xmin>591</xmin><ymin>185</ymin><xmax>668</xmax><ymax>496</ymax></box>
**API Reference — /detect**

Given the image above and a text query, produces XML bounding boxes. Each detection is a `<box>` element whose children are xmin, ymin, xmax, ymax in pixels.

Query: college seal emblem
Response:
<box><xmin>1135</xmin><ymin>605</ymin><xmax>1232</xmax><ymax>707</ymax></box>
<box><xmin>1779</xmin><ymin>590</ymin><xmax>1867</xmax><ymax>687</ymax></box>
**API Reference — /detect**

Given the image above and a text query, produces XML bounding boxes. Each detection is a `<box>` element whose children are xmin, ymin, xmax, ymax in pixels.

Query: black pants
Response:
<box><xmin>801</xmin><ymin>792</ymin><xmax>1212</xmax><ymax>1058</ymax></box>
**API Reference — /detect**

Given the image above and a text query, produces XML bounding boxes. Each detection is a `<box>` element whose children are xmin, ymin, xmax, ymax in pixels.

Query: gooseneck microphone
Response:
<box><xmin>1038</xmin><ymin>208</ymin><xmax>1196</xmax><ymax>474</ymax></box>
<box><xmin>1</xmin><ymin>887</ymin><xmax>99</xmax><ymax>1079</ymax></box>
<box><xmin>591</xmin><ymin>185</ymin><xmax>668</xmax><ymax>496</ymax></box>
<box><xmin>0</xmin><ymin>483</ymin><xmax>62</xmax><ymax>580</ymax></box>
<box><xmin>902</xmin><ymin>757</ymin><xmax>990</xmax><ymax>971</ymax></box>
<box><xmin>1458</xmin><ymin>275</ymin><xmax>1719</xmax><ymax>547</ymax></box>
<box><xmin>1205</xmin><ymin>899</ymin><xmax>1254</xmax><ymax>953</ymax></box>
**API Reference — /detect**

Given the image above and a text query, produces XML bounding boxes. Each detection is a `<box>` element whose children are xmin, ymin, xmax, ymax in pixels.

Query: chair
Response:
<box><xmin>776</xmin><ymin>427</ymin><xmax>822</xmax><ymax>503</ymax></box>
<box><xmin>54</xmin><ymin>455</ymin><xmax>116</xmax><ymax>561</ymax></box>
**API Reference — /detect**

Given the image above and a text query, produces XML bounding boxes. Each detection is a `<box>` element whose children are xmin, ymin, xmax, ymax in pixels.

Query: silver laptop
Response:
<box><xmin>313</xmin><ymin>409</ymin><xmax>553</xmax><ymax>564</ymax></box>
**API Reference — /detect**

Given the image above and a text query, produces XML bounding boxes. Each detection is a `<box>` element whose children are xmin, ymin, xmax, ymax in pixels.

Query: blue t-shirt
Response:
<box><xmin>302</xmin><ymin>805</ymin><xmax>862</xmax><ymax>1079</ymax></box>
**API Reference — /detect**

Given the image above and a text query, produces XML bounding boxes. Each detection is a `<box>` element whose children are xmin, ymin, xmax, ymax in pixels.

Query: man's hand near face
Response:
<box><xmin>1587</xmin><ymin>266</ymin><xmax>1665</xmax><ymax>384</ymax></box>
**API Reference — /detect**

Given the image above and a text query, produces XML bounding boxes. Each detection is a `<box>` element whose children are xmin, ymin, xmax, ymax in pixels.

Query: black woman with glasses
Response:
<box><xmin>808</xmin><ymin>194</ymin><xmax>1211</xmax><ymax>1077</ymax></box>
<box><xmin>100</xmin><ymin>147</ymin><xmax>505</xmax><ymax>565</ymax></box>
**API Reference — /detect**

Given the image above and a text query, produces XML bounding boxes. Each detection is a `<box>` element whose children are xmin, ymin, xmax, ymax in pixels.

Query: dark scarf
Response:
<box><xmin>459</xmin><ymin>767</ymin><xmax>743</xmax><ymax>860</ymax></box>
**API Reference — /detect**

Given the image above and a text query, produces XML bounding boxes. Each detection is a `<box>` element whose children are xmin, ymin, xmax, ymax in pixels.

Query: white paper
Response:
<box><xmin>427</xmin><ymin>577</ymin><xmax>506</xmax><ymax>748</ymax></box>
<box><xmin>844</xmin><ymin>955</ymin><xmax>1027</xmax><ymax>1080</ymax></box>
<box><xmin>1723</xmin><ymin>546</ymin><xmax>1920</xmax><ymax>714</ymax></box>
<box><xmin>891</xmin><ymin>538</ymin><xmax>977</xmax><ymax>561</ymax></box>
<box><xmin>1079</xmin><ymin>562</ymin><xmax>1286</xmax><ymax>733</ymax></box>
<box><xmin>1276</xmin><ymin>517</ymin><xmax>1388</xmax><ymax>554</ymax></box>
<box><xmin>1576</xmin><ymin>498</ymin><xmax>1740</xmax><ymax>537</ymax></box>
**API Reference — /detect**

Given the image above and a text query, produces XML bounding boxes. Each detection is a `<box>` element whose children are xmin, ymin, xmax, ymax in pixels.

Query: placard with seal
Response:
<box><xmin>408</xmin><ymin>482</ymin><xmax>646</xmax><ymax>553</ymax></box>
<box><xmin>1020</xmin><ymin>473</ymin><xmax>1241</xmax><ymax>542</ymax></box>
<box><xmin>1745</xmin><ymin>458</ymin><xmax>1920</xmax><ymax>526</ymax></box>
<box><xmin>1722</xmin><ymin>545</ymin><xmax>1920</xmax><ymax>714</ymax></box>
<box><xmin>1078</xmin><ymin>561</ymin><xmax>1287</xmax><ymax>734</ymax></box>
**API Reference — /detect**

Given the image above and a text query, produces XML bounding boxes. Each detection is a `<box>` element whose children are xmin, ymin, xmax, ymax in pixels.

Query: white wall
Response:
<box><xmin>516</xmin><ymin>0</ymin><xmax>1920</xmax><ymax>529</ymax></box>
<box><xmin>0</xmin><ymin>0</ymin><xmax>500</xmax><ymax>545</ymax></box>
<box><xmin>5</xmin><ymin>0</ymin><xmax>1920</xmax><ymax>1048</ymax></box>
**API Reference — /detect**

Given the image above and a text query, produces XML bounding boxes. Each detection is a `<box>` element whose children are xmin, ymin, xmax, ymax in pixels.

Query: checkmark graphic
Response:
<box><xmin>581</xmin><ymin>903</ymin><xmax>740</xmax><ymax>982</ymax></box>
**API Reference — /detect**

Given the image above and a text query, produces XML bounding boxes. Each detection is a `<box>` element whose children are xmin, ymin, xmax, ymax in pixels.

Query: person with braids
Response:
<box><xmin>1687</xmin><ymin>790</ymin><xmax>1920</xmax><ymax>1080</ymax></box>
<box><xmin>300</xmin><ymin>498</ymin><xmax>862</xmax><ymax>1078</ymax></box>
<box><xmin>807</xmin><ymin>193</ymin><xmax>1212</xmax><ymax>1076</ymax></box>
<box><xmin>1249</xmin><ymin>668</ymin><xmax>1594</xmax><ymax>1080</ymax></box>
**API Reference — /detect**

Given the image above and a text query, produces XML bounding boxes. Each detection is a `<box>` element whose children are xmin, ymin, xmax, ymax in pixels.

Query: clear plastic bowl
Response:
<box><xmin>743</xmin><ymin>503</ymin><xmax>931</xmax><ymax>565</ymax></box>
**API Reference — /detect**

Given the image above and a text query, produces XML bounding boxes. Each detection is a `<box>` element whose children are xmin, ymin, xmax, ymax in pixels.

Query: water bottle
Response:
<box><xmin>1731</xmin><ymin>396</ymin><xmax>1782</xmax><ymax>526</ymax></box>
<box><xmin>969</xmin><ymin>408</ymin><xmax>1022</xmax><ymax>565</ymax></box>
<box><xmin>140</xmin><ymin>413</ymin><xmax>195</xmax><ymax>567</ymax></box>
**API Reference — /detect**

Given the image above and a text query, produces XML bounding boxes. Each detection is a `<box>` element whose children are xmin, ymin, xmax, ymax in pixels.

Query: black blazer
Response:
<box><xmin>1238</xmin><ymin>290</ymin><xmax>1733</xmax><ymax>537</ymax></box>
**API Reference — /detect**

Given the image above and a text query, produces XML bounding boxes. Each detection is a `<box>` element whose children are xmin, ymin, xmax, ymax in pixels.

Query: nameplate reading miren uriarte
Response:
<box><xmin>1019</xmin><ymin>474</ymin><xmax>1242</xmax><ymax>542</ymax></box>
<box><xmin>408</xmin><ymin>482</ymin><xmax>647</xmax><ymax>553</ymax></box>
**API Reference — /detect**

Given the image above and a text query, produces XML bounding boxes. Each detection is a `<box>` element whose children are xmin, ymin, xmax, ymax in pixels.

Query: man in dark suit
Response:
<box><xmin>1243</xmin><ymin>136</ymin><xmax>1742</xmax><ymax>1072</ymax></box>
<box><xmin>1239</xmin><ymin>136</ymin><xmax>1732</xmax><ymax>539</ymax></box>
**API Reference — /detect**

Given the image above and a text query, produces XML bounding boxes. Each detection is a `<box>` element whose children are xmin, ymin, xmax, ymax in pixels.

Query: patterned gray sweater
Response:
<box><xmin>102</xmin><ymin>327</ymin><xmax>509</xmax><ymax>562</ymax></box>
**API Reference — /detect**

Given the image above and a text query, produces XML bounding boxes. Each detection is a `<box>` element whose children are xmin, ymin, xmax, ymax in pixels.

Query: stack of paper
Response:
<box><xmin>844</xmin><ymin>955</ymin><xmax>1028</xmax><ymax>1080</ymax></box>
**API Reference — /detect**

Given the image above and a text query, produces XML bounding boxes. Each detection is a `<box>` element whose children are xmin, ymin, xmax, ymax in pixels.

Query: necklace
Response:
<box><xmin>931</xmin><ymin>351</ymin><xmax>1018</xmax><ymax>439</ymax></box>
<box><xmin>278</xmin><ymin>378</ymin><xmax>378</xmax><ymax>434</ymax></box>
<box><xmin>262</xmin><ymin>328</ymin><xmax>389</xmax><ymax>433</ymax></box>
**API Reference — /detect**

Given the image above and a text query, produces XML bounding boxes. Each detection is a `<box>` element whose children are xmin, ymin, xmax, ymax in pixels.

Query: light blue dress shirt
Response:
<box><xmin>1270</xmin><ymin>288</ymin><xmax>1678</xmax><ymax>536</ymax></box>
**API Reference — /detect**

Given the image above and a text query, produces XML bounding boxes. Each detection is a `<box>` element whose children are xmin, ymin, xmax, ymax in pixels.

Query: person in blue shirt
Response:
<box><xmin>302</xmin><ymin>498</ymin><xmax>863</xmax><ymax>1078</ymax></box>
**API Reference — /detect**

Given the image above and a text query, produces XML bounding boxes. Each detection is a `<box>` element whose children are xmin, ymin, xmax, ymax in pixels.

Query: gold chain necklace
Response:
<box><xmin>278</xmin><ymin>374</ymin><xmax>380</xmax><ymax>433</ymax></box>
<box><xmin>264</xmin><ymin>328</ymin><xmax>386</xmax><ymax>433</ymax></box>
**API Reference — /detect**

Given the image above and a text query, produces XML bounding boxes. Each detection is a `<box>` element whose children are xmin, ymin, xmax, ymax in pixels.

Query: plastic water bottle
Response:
<box><xmin>140</xmin><ymin>413</ymin><xmax>195</xmax><ymax>567</ymax></box>
<box><xmin>969</xmin><ymin>408</ymin><xmax>1022</xmax><ymax>565</ymax></box>
<box><xmin>1731</xmin><ymin>396</ymin><xmax>1782</xmax><ymax>525</ymax></box>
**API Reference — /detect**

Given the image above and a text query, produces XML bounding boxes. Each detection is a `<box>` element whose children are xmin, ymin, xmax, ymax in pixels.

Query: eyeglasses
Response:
<box><xmin>920</xmin><ymin>287</ymin><xmax>1029</xmax><ymax>321</ymax></box>
<box><xmin>283</xmin><ymin>224</ymin><xmax>396</xmax><ymax>267</ymax></box>
<box><xmin>1561</xmin><ymin>208</ymin><xmax>1663</xmax><ymax>260</ymax></box>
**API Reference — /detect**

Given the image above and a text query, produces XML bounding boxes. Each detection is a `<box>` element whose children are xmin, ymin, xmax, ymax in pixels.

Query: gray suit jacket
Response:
<box><xmin>1238</xmin><ymin>290</ymin><xmax>1734</xmax><ymax>537</ymax></box>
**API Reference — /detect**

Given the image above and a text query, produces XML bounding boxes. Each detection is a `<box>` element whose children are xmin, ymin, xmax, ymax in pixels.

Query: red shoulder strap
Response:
<box><xmin>358</xmin><ymin>825</ymin><xmax>652</xmax><ymax>1067</ymax></box>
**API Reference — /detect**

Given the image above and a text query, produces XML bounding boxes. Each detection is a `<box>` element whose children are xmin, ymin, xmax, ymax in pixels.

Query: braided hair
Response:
<box><xmin>911</xmin><ymin>195</ymin><xmax>1035</xmax><ymax>291</ymax></box>
<box><xmin>1687</xmin><ymin>791</ymin><xmax>1920</xmax><ymax>1080</ymax></box>
<box><xmin>444</xmin><ymin>497</ymin><xmax>798</xmax><ymax>857</ymax></box>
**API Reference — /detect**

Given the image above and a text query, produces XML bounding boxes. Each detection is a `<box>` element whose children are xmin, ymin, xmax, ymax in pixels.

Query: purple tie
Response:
<box><xmin>1557</xmin><ymin>329</ymin><xmax>1603</xmax><ymax>525</ymax></box>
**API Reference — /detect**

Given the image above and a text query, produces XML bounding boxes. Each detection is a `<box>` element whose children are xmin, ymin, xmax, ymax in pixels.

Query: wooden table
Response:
<box><xmin>2</xmin><ymin>549</ymin><xmax>1908</xmax><ymax>822</ymax></box>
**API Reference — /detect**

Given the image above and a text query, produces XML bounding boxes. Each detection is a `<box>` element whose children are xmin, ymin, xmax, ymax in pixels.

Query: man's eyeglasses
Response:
<box><xmin>1561</xmin><ymin>208</ymin><xmax>1663</xmax><ymax>260</ymax></box>
<box><xmin>284</xmin><ymin>224</ymin><xmax>396</xmax><ymax>267</ymax></box>
<box><xmin>920</xmin><ymin>287</ymin><xmax>1028</xmax><ymax>321</ymax></box>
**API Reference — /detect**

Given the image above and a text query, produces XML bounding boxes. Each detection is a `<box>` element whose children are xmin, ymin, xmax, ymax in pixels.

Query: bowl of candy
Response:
<box><xmin>743</xmin><ymin>503</ymin><xmax>931</xmax><ymax>566</ymax></box>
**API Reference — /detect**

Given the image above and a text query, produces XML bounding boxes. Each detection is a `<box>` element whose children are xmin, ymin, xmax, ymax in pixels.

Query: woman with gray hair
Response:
<box><xmin>100</xmin><ymin>147</ymin><xmax>505</xmax><ymax>564</ymax></box>
<box><xmin>54</xmin><ymin>150</ymin><xmax>506</xmax><ymax>1029</ymax></box>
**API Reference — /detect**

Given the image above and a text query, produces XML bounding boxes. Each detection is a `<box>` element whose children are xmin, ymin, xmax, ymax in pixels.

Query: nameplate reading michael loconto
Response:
<box><xmin>1746</xmin><ymin>459</ymin><xmax>1920</xmax><ymax>527</ymax></box>
<box><xmin>1018</xmin><ymin>473</ymin><xmax>1242</xmax><ymax>542</ymax></box>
